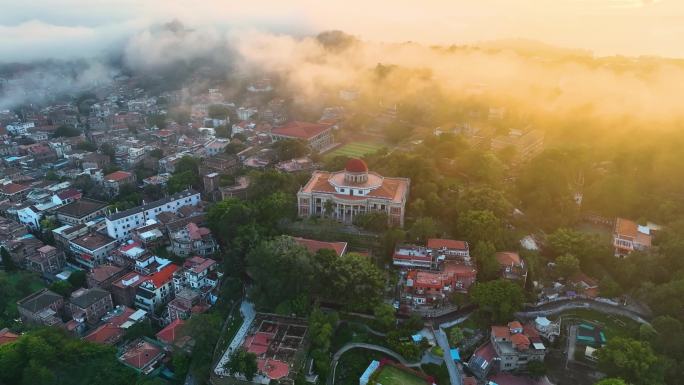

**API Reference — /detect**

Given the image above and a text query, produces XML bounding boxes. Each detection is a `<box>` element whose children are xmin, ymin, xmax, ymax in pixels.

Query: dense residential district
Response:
<box><xmin>1</xmin><ymin>52</ymin><xmax>683</xmax><ymax>385</ymax></box>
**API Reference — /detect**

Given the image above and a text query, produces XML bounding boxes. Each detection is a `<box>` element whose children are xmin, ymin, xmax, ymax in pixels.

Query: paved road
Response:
<box><xmin>435</xmin><ymin>328</ymin><xmax>463</xmax><ymax>385</ymax></box>
<box><xmin>516</xmin><ymin>299</ymin><xmax>650</xmax><ymax>325</ymax></box>
<box><xmin>566</xmin><ymin>324</ymin><xmax>578</xmax><ymax>369</ymax></box>
<box><xmin>328</xmin><ymin>342</ymin><xmax>421</xmax><ymax>385</ymax></box>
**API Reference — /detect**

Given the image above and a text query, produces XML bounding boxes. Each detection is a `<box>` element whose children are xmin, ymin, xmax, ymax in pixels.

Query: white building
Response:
<box><xmin>6</xmin><ymin>122</ymin><xmax>35</xmax><ymax>135</ymax></box>
<box><xmin>105</xmin><ymin>190</ymin><xmax>201</xmax><ymax>240</ymax></box>
<box><xmin>236</xmin><ymin>107</ymin><xmax>257</xmax><ymax>121</ymax></box>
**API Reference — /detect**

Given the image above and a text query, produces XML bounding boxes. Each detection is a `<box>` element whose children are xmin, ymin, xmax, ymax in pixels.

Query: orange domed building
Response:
<box><xmin>297</xmin><ymin>158</ymin><xmax>410</xmax><ymax>227</ymax></box>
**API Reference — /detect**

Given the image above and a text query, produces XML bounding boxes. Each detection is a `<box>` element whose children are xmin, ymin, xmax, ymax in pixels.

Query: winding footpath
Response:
<box><xmin>434</xmin><ymin>328</ymin><xmax>463</xmax><ymax>385</ymax></box>
<box><xmin>515</xmin><ymin>299</ymin><xmax>651</xmax><ymax>325</ymax></box>
<box><xmin>327</xmin><ymin>343</ymin><xmax>421</xmax><ymax>385</ymax></box>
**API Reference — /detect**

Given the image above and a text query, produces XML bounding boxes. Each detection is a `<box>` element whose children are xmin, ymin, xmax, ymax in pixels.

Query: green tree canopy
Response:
<box><xmin>555</xmin><ymin>254</ymin><xmax>580</xmax><ymax>279</ymax></box>
<box><xmin>597</xmin><ymin>337</ymin><xmax>665</xmax><ymax>385</ymax></box>
<box><xmin>225</xmin><ymin>348</ymin><xmax>258</xmax><ymax>381</ymax></box>
<box><xmin>272</xmin><ymin>139</ymin><xmax>309</xmax><ymax>161</ymax></box>
<box><xmin>456</xmin><ymin>210</ymin><xmax>503</xmax><ymax>248</ymax></box>
<box><xmin>470</xmin><ymin>279</ymin><xmax>525</xmax><ymax>323</ymax></box>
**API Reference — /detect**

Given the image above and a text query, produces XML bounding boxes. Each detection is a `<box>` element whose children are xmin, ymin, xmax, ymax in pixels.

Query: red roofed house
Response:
<box><xmin>569</xmin><ymin>273</ymin><xmax>600</xmax><ymax>298</ymax></box>
<box><xmin>427</xmin><ymin>238</ymin><xmax>470</xmax><ymax>260</ymax></box>
<box><xmin>170</xmin><ymin>222</ymin><xmax>218</xmax><ymax>257</ymax></box>
<box><xmin>84</xmin><ymin>306</ymin><xmax>147</xmax><ymax>345</ymax></box>
<box><xmin>496</xmin><ymin>252</ymin><xmax>528</xmax><ymax>284</ymax></box>
<box><xmin>613</xmin><ymin>217</ymin><xmax>652</xmax><ymax>257</ymax></box>
<box><xmin>0</xmin><ymin>182</ymin><xmax>30</xmax><ymax>201</ymax></box>
<box><xmin>134</xmin><ymin>264</ymin><xmax>179</xmax><ymax>312</ymax></box>
<box><xmin>293</xmin><ymin>236</ymin><xmax>347</xmax><ymax>257</ymax></box>
<box><xmin>174</xmin><ymin>256</ymin><xmax>219</xmax><ymax>291</ymax></box>
<box><xmin>404</xmin><ymin>262</ymin><xmax>477</xmax><ymax>305</ymax></box>
<box><xmin>118</xmin><ymin>338</ymin><xmax>165</xmax><ymax>375</ymax></box>
<box><xmin>469</xmin><ymin>321</ymin><xmax>546</xmax><ymax>379</ymax></box>
<box><xmin>298</xmin><ymin>158</ymin><xmax>410</xmax><ymax>227</ymax></box>
<box><xmin>0</xmin><ymin>328</ymin><xmax>19</xmax><ymax>346</ymax></box>
<box><xmin>103</xmin><ymin>170</ymin><xmax>136</xmax><ymax>196</ymax></box>
<box><xmin>156</xmin><ymin>319</ymin><xmax>193</xmax><ymax>351</ymax></box>
<box><xmin>270</xmin><ymin>121</ymin><xmax>334</xmax><ymax>152</ymax></box>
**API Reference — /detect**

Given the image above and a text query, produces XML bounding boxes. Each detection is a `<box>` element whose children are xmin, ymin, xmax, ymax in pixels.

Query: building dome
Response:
<box><xmin>345</xmin><ymin>158</ymin><xmax>368</xmax><ymax>173</ymax></box>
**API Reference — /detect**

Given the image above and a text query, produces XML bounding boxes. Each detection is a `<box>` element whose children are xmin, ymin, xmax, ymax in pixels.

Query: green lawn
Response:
<box><xmin>0</xmin><ymin>271</ymin><xmax>46</xmax><ymax>329</ymax></box>
<box><xmin>557</xmin><ymin>309</ymin><xmax>640</xmax><ymax>340</ymax></box>
<box><xmin>374</xmin><ymin>365</ymin><xmax>426</xmax><ymax>385</ymax></box>
<box><xmin>325</xmin><ymin>142</ymin><xmax>383</xmax><ymax>159</ymax></box>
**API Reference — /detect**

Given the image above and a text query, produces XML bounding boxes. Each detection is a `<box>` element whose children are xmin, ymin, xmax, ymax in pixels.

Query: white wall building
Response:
<box><xmin>105</xmin><ymin>190</ymin><xmax>201</xmax><ymax>240</ymax></box>
<box><xmin>6</xmin><ymin>122</ymin><xmax>35</xmax><ymax>135</ymax></box>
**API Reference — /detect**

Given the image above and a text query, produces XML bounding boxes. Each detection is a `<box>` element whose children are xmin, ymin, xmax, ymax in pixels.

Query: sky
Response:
<box><xmin>0</xmin><ymin>0</ymin><xmax>682</xmax><ymax>62</ymax></box>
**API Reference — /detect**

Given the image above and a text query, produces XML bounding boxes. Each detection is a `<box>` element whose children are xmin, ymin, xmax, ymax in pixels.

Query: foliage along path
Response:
<box><xmin>327</xmin><ymin>342</ymin><xmax>422</xmax><ymax>385</ymax></box>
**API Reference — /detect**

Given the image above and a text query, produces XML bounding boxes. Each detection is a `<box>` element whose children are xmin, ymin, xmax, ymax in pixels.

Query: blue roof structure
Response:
<box><xmin>411</xmin><ymin>334</ymin><xmax>424</xmax><ymax>343</ymax></box>
<box><xmin>359</xmin><ymin>360</ymin><xmax>380</xmax><ymax>385</ymax></box>
<box><xmin>450</xmin><ymin>348</ymin><xmax>461</xmax><ymax>361</ymax></box>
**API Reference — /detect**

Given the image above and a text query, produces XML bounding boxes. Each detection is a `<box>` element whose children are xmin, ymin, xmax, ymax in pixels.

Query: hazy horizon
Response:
<box><xmin>1</xmin><ymin>0</ymin><xmax>683</xmax><ymax>63</ymax></box>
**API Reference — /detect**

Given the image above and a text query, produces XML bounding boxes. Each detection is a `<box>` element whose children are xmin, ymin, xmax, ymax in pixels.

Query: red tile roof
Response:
<box><xmin>271</xmin><ymin>121</ymin><xmax>331</xmax><ymax>140</ymax></box>
<box><xmin>427</xmin><ymin>238</ymin><xmax>468</xmax><ymax>251</ymax></box>
<box><xmin>57</xmin><ymin>188</ymin><xmax>82</xmax><ymax>201</ymax></box>
<box><xmin>293</xmin><ymin>237</ymin><xmax>347</xmax><ymax>257</ymax></box>
<box><xmin>147</xmin><ymin>264</ymin><xmax>179</xmax><ymax>288</ymax></box>
<box><xmin>345</xmin><ymin>158</ymin><xmax>368</xmax><ymax>173</ymax></box>
<box><xmin>615</xmin><ymin>217</ymin><xmax>638</xmax><ymax>238</ymax></box>
<box><xmin>120</xmin><ymin>340</ymin><xmax>163</xmax><ymax>370</ymax></box>
<box><xmin>496</xmin><ymin>251</ymin><xmax>522</xmax><ymax>266</ymax></box>
<box><xmin>156</xmin><ymin>319</ymin><xmax>185</xmax><ymax>345</ymax></box>
<box><xmin>258</xmin><ymin>359</ymin><xmax>289</xmax><ymax>380</ymax></box>
<box><xmin>0</xmin><ymin>328</ymin><xmax>19</xmax><ymax>346</ymax></box>
<box><xmin>492</xmin><ymin>326</ymin><xmax>511</xmax><ymax>338</ymax></box>
<box><xmin>183</xmin><ymin>256</ymin><xmax>216</xmax><ymax>274</ymax></box>
<box><xmin>84</xmin><ymin>323</ymin><xmax>124</xmax><ymax>345</ymax></box>
<box><xmin>105</xmin><ymin>171</ymin><xmax>133</xmax><ymax>182</ymax></box>
<box><xmin>0</xmin><ymin>183</ymin><xmax>29</xmax><ymax>195</ymax></box>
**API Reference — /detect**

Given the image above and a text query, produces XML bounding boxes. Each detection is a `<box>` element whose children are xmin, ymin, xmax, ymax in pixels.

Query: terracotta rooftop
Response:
<box><xmin>427</xmin><ymin>238</ymin><xmax>468</xmax><ymax>251</ymax></box>
<box><xmin>156</xmin><ymin>319</ymin><xmax>185</xmax><ymax>345</ymax></box>
<box><xmin>0</xmin><ymin>183</ymin><xmax>29</xmax><ymax>195</ymax></box>
<box><xmin>301</xmin><ymin>170</ymin><xmax>409</xmax><ymax>204</ymax></box>
<box><xmin>496</xmin><ymin>251</ymin><xmax>522</xmax><ymax>266</ymax></box>
<box><xmin>147</xmin><ymin>264</ymin><xmax>179</xmax><ymax>288</ymax></box>
<box><xmin>615</xmin><ymin>217</ymin><xmax>638</xmax><ymax>238</ymax></box>
<box><xmin>271</xmin><ymin>121</ymin><xmax>331</xmax><ymax>140</ymax></box>
<box><xmin>105</xmin><ymin>171</ymin><xmax>134</xmax><ymax>183</ymax></box>
<box><xmin>345</xmin><ymin>158</ymin><xmax>368</xmax><ymax>173</ymax></box>
<box><xmin>120</xmin><ymin>339</ymin><xmax>164</xmax><ymax>370</ymax></box>
<box><xmin>293</xmin><ymin>237</ymin><xmax>347</xmax><ymax>257</ymax></box>
<box><xmin>0</xmin><ymin>328</ymin><xmax>19</xmax><ymax>346</ymax></box>
<box><xmin>492</xmin><ymin>326</ymin><xmax>511</xmax><ymax>339</ymax></box>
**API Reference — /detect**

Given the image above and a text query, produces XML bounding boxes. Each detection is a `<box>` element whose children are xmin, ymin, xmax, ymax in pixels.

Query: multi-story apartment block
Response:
<box><xmin>69</xmin><ymin>232</ymin><xmax>119</xmax><ymax>269</ymax></box>
<box><xmin>135</xmin><ymin>264</ymin><xmax>179</xmax><ymax>312</ymax></box>
<box><xmin>55</xmin><ymin>198</ymin><xmax>109</xmax><ymax>225</ymax></box>
<box><xmin>173</xmin><ymin>256</ymin><xmax>218</xmax><ymax>291</ymax></box>
<box><xmin>105</xmin><ymin>190</ymin><xmax>201</xmax><ymax>240</ymax></box>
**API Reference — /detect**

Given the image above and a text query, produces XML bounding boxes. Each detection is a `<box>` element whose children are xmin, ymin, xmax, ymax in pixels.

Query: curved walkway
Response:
<box><xmin>516</xmin><ymin>299</ymin><xmax>651</xmax><ymax>325</ymax></box>
<box><xmin>328</xmin><ymin>342</ymin><xmax>421</xmax><ymax>385</ymax></box>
